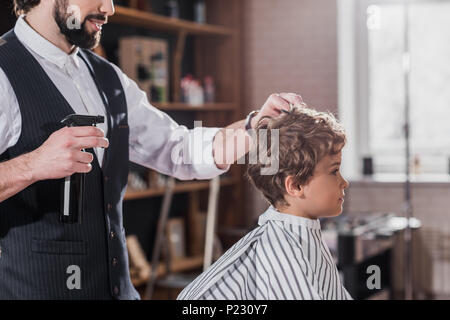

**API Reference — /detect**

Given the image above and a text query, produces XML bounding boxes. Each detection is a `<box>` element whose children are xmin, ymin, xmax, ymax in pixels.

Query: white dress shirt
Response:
<box><xmin>0</xmin><ymin>15</ymin><xmax>229</xmax><ymax>180</ymax></box>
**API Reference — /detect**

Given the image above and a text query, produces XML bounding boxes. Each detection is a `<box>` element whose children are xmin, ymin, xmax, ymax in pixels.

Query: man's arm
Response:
<box><xmin>0</xmin><ymin>126</ymin><xmax>109</xmax><ymax>203</ymax></box>
<box><xmin>0</xmin><ymin>152</ymin><xmax>35</xmax><ymax>203</ymax></box>
<box><xmin>212</xmin><ymin>93</ymin><xmax>303</xmax><ymax>169</ymax></box>
<box><xmin>109</xmin><ymin>63</ymin><xmax>303</xmax><ymax>177</ymax></box>
<box><xmin>111</xmin><ymin>63</ymin><xmax>233</xmax><ymax>180</ymax></box>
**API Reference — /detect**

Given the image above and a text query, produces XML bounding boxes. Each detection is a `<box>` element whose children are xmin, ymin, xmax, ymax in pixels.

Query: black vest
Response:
<box><xmin>0</xmin><ymin>30</ymin><xmax>139</xmax><ymax>299</ymax></box>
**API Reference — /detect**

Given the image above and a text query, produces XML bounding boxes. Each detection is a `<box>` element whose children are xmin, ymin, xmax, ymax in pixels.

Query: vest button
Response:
<box><xmin>110</xmin><ymin>231</ymin><xmax>116</xmax><ymax>239</ymax></box>
<box><xmin>112</xmin><ymin>257</ymin><xmax>118</xmax><ymax>266</ymax></box>
<box><xmin>104</xmin><ymin>176</ymin><xmax>109</xmax><ymax>182</ymax></box>
<box><xmin>113</xmin><ymin>286</ymin><xmax>119</xmax><ymax>295</ymax></box>
<box><xmin>107</xmin><ymin>203</ymin><xmax>112</xmax><ymax>211</ymax></box>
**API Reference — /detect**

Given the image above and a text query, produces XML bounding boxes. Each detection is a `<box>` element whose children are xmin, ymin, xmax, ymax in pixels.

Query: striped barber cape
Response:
<box><xmin>177</xmin><ymin>206</ymin><xmax>353</xmax><ymax>300</ymax></box>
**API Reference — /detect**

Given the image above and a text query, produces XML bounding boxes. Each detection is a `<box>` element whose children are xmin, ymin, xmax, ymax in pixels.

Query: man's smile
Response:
<box><xmin>87</xmin><ymin>18</ymin><xmax>106</xmax><ymax>32</ymax></box>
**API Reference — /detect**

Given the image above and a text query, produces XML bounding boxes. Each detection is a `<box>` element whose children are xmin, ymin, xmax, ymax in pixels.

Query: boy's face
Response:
<box><xmin>299</xmin><ymin>150</ymin><xmax>349</xmax><ymax>218</ymax></box>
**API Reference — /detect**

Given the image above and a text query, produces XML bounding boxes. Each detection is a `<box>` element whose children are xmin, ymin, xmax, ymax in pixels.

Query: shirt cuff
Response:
<box><xmin>190</xmin><ymin>127</ymin><xmax>231</xmax><ymax>180</ymax></box>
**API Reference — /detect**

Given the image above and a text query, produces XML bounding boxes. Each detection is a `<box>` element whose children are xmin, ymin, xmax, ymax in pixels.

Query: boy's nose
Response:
<box><xmin>342</xmin><ymin>177</ymin><xmax>349</xmax><ymax>190</ymax></box>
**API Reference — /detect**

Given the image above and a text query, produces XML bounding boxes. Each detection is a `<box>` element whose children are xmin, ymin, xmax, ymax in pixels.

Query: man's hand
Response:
<box><xmin>212</xmin><ymin>92</ymin><xmax>304</xmax><ymax>170</ymax></box>
<box><xmin>251</xmin><ymin>92</ymin><xmax>304</xmax><ymax>129</ymax></box>
<box><xmin>29</xmin><ymin>126</ymin><xmax>109</xmax><ymax>182</ymax></box>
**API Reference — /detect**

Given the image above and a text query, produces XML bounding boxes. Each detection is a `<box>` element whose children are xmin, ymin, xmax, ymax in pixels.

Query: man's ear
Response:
<box><xmin>284</xmin><ymin>175</ymin><xmax>304</xmax><ymax>198</ymax></box>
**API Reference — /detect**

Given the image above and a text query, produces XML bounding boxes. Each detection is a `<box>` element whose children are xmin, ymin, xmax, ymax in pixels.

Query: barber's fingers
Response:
<box><xmin>278</xmin><ymin>92</ymin><xmax>304</xmax><ymax>108</ymax></box>
<box><xmin>70</xmin><ymin>136</ymin><xmax>109</xmax><ymax>149</ymax></box>
<box><xmin>268</xmin><ymin>94</ymin><xmax>291</xmax><ymax>115</ymax></box>
<box><xmin>72</xmin><ymin>162</ymin><xmax>93</xmax><ymax>174</ymax></box>
<box><xmin>73</xmin><ymin>150</ymin><xmax>95</xmax><ymax>164</ymax></box>
<box><xmin>65</xmin><ymin>126</ymin><xmax>105</xmax><ymax>138</ymax></box>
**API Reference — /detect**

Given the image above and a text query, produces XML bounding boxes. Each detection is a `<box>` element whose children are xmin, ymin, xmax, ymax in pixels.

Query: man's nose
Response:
<box><xmin>100</xmin><ymin>0</ymin><xmax>115</xmax><ymax>17</ymax></box>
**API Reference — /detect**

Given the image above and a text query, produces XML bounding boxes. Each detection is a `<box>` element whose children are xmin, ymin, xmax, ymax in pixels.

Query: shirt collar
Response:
<box><xmin>14</xmin><ymin>14</ymin><xmax>80</xmax><ymax>69</ymax></box>
<box><xmin>258</xmin><ymin>205</ymin><xmax>321</xmax><ymax>230</ymax></box>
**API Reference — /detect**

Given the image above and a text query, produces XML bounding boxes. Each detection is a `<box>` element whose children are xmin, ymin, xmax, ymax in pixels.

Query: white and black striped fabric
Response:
<box><xmin>178</xmin><ymin>206</ymin><xmax>352</xmax><ymax>300</ymax></box>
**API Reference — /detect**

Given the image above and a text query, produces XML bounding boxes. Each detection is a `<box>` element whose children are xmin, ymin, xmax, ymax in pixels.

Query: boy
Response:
<box><xmin>178</xmin><ymin>106</ymin><xmax>352</xmax><ymax>300</ymax></box>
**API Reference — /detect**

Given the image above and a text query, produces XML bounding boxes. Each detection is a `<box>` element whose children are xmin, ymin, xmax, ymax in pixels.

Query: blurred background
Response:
<box><xmin>1</xmin><ymin>0</ymin><xmax>449</xmax><ymax>300</ymax></box>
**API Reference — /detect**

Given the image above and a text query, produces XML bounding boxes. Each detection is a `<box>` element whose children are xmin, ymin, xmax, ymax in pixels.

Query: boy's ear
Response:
<box><xmin>284</xmin><ymin>175</ymin><xmax>304</xmax><ymax>198</ymax></box>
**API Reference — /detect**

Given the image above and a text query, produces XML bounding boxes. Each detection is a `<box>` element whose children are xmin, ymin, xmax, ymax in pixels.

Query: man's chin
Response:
<box><xmin>65</xmin><ymin>25</ymin><xmax>101</xmax><ymax>49</ymax></box>
<box><xmin>66</xmin><ymin>36</ymin><xmax>101</xmax><ymax>50</ymax></box>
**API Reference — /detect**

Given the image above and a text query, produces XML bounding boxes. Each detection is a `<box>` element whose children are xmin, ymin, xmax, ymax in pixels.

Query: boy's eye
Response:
<box><xmin>331</xmin><ymin>168</ymin><xmax>339</xmax><ymax>175</ymax></box>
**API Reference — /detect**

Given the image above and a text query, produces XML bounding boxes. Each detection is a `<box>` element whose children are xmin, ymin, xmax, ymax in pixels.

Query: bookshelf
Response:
<box><xmin>109</xmin><ymin>4</ymin><xmax>237</xmax><ymax>102</ymax></box>
<box><xmin>124</xmin><ymin>177</ymin><xmax>235</xmax><ymax>201</ymax></box>
<box><xmin>110</xmin><ymin>5</ymin><xmax>234</xmax><ymax>36</ymax></box>
<box><xmin>106</xmin><ymin>1</ymin><xmax>244</xmax><ymax>289</ymax></box>
<box><xmin>131</xmin><ymin>255</ymin><xmax>204</xmax><ymax>288</ymax></box>
<box><xmin>152</xmin><ymin>102</ymin><xmax>236</xmax><ymax>112</ymax></box>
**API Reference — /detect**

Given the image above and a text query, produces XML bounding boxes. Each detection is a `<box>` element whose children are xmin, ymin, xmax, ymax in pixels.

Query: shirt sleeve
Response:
<box><xmin>0</xmin><ymin>67</ymin><xmax>22</xmax><ymax>156</ymax></box>
<box><xmin>110</xmin><ymin>63</ymin><xmax>230</xmax><ymax>180</ymax></box>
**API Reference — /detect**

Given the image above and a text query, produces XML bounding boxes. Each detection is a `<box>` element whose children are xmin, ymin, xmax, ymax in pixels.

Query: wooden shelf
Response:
<box><xmin>152</xmin><ymin>102</ymin><xmax>236</xmax><ymax>111</ymax></box>
<box><xmin>111</xmin><ymin>2</ymin><xmax>245</xmax><ymax>295</ymax></box>
<box><xmin>124</xmin><ymin>177</ymin><xmax>235</xmax><ymax>201</ymax></box>
<box><xmin>131</xmin><ymin>255</ymin><xmax>204</xmax><ymax>287</ymax></box>
<box><xmin>110</xmin><ymin>6</ymin><xmax>234</xmax><ymax>36</ymax></box>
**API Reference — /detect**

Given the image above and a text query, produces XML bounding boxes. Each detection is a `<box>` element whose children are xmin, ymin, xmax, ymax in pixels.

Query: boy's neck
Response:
<box><xmin>274</xmin><ymin>204</ymin><xmax>318</xmax><ymax>220</ymax></box>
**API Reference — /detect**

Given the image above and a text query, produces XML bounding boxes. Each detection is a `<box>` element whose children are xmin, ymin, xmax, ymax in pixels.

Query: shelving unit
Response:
<box><xmin>131</xmin><ymin>255</ymin><xmax>204</xmax><ymax>288</ymax></box>
<box><xmin>110</xmin><ymin>5</ymin><xmax>234</xmax><ymax>36</ymax></box>
<box><xmin>124</xmin><ymin>177</ymin><xmax>235</xmax><ymax>201</ymax></box>
<box><xmin>110</xmin><ymin>4</ymin><xmax>237</xmax><ymax>102</ymax></box>
<box><xmin>106</xmin><ymin>1</ymin><xmax>244</xmax><ymax>295</ymax></box>
<box><xmin>152</xmin><ymin>102</ymin><xmax>235</xmax><ymax>112</ymax></box>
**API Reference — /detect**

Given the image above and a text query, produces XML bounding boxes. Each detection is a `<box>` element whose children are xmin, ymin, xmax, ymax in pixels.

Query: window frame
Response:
<box><xmin>339</xmin><ymin>0</ymin><xmax>450</xmax><ymax>179</ymax></box>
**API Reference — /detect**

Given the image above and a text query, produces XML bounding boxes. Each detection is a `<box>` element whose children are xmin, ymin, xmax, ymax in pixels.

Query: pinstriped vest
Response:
<box><xmin>0</xmin><ymin>30</ymin><xmax>139</xmax><ymax>299</ymax></box>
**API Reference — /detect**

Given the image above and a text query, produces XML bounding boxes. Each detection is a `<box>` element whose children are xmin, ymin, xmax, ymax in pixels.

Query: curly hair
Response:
<box><xmin>246</xmin><ymin>106</ymin><xmax>346</xmax><ymax>208</ymax></box>
<box><xmin>13</xmin><ymin>0</ymin><xmax>41</xmax><ymax>17</ymax></box>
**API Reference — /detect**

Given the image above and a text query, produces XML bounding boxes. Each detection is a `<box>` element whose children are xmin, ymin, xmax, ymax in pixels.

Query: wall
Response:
<box><xmin>241</xmin><ymin>0</ymin><xmax>339</xmax><ymax>221</ymax></box>
<box><xmin>240</xmin><ymin>0</ymin><xmax>450</xmax><ymax>298</ymax></box>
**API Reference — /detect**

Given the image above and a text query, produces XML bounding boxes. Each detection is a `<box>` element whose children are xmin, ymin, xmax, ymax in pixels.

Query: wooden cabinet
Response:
<box><xmin>105</xmin><ymin>1</ymin><xmax>245</xmax><ymax>285</ymax></box>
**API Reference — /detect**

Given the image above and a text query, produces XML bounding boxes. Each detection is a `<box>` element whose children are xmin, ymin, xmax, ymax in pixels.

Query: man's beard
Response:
<box><xmin>53</xmin><ymin>0</ymin><xmax>103</xmax><ymax>49</ymax></box>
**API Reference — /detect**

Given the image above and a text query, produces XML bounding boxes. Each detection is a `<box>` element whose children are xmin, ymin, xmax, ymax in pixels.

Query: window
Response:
<box><xmin>340</xmin><ymin>0</ymin><xmax>450</xmax><ymax>177</ymax></box>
